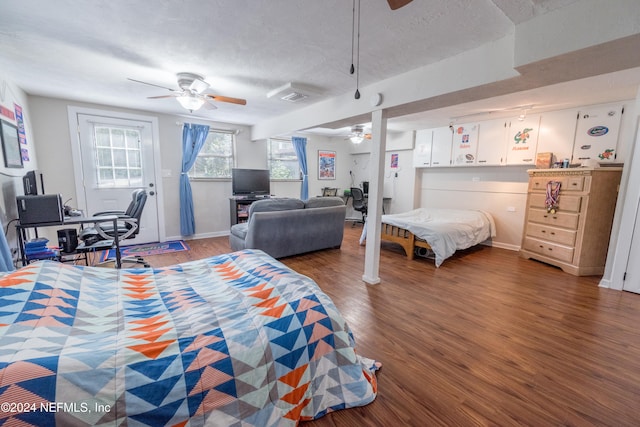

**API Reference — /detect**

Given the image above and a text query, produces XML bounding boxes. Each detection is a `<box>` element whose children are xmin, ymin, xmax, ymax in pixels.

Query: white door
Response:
<box><xmin>451</xmin><ymin>122</ymin><xmax>479</xmax><ymax>166</ymax></box>
<box><xmin>505</xmin><ymin>115</ymin><xmax>540</xmax><ymax>165</ymax></box>
<box><xmin>573</xmin><ymin>103</ymin><xmax>623</xmax><ymax>164</ymax></box>
<box><xmin>430</xmin><ymin>126</ymin><xmax>453</xmax><ymax>167</ymax></box>
<box><xmin>75</xmin><ymin>113</ymin><xmax>160</xmax><ymax>244</ymax></box>
<box><xmin>476</xmin><ymin>118</ymin><xmax>507</xmax><ymax>166</ymax></box>
<box><xmin>623</xmin><ymin>197</ymin><xmax>640</xmax><ymax>294</ymax></box>
<box><xmin>413</xmin><ymin>129</ymin><xmax>432</xmax><ymax>167</ymax></box>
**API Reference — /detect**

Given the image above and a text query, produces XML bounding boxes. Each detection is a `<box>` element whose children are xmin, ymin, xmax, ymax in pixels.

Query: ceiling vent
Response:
<box><xmin>267</xmin><ymin>82</ymin><xmax>314</xmax><ymax>103</ymax></box>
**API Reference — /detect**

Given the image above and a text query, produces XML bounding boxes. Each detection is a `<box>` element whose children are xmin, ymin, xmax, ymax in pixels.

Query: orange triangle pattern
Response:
<box><xmin>0</xmin><ymin>253</ymin><xmax>380</xmax><ymax>425</ymax></box>
<box><xmin>278</xmin><ymin>364</ymin><xmax>308</xmax><ymax>389</ymax></box>
<box><xmin>127</xmin><ymin>339</ymin><xmax>174</xmax><ymax>360</ymax></box>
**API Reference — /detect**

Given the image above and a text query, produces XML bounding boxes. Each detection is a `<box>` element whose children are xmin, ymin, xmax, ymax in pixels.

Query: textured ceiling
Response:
<box><xmin>0</xmin><ymin>0</ymin><xmax>637</xmax><ymax>136</ymax></box>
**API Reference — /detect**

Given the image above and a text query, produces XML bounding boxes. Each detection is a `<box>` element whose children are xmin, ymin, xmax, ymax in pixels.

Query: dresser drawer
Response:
<box><xmin>523</xmin><ymin>237</ymin><xmax>574</xmax><ymax>263</ymax></box>
<box><xmin>530</xmin><ymin>176</ymin><xmax>585</xmax><ymax>192</ymax></box>
<box><xmin>529</xmin><ymin>193</ymin><xmax>582</xmax><ymax>213</ymax></box>
<box><xmin>527</xmin><ymin>208</ymin><xmax>579</xmax><ymax>229</ymax></box>
<box><xmin>526</xmin><ymin>223</ymin><xmax>577</xmax><ymax>246</ymax></box>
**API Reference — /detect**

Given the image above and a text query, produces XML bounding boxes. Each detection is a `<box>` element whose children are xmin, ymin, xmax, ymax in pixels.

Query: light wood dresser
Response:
<box><xmin>520</xmin><ymin>167</ymin><xmax>622</xmax><ymax>276</ymax></box>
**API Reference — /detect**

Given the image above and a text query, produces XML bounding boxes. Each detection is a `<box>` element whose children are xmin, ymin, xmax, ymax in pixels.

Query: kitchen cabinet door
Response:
<box><xmin>573</xmin><ymin>103</ymin><xmax>622</xmax><ymax>164</ymax></box>
<box><xmin>506</xmin><ymin>115</ymin><xmax>540</xmax><ymax>165</ymax></box>
<box><xmin>430</xmin><ymin>126</ymin><xmax>453</xmax><ymax>167</ymax></box>
<box><xmin>451</xmin><ymin>123</ymin><xmax>479</xmax><ymax>166</ymax></box>
<box><xmin>412</xmin><ymin>129</ymin><xmax>432</xmax><ymax>168</ymax></box>
<box><xmin>477</xmin><ymin>118</ymin><xmax>507</xmax><ymax>166</ymax></box>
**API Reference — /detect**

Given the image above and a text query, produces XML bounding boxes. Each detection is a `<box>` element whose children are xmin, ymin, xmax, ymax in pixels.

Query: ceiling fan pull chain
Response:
<box><xmin>354</xmin><ymin>0</ymin><xmax>361</xmax><ymax>99</ymax></box>
<box><xmin>350</xmin><ymin>0</ymin><xmax>356</xmax><ymax>75</ymax></box>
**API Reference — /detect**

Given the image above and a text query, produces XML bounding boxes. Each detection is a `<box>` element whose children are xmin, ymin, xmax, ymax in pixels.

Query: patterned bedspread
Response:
<box><xmin>0</xmin><ymin>249</ymin><xmax>379</xmax><ymax>426</ymax></box>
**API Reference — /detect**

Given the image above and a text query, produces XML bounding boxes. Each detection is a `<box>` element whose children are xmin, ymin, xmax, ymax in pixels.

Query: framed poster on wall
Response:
<box><xmin>318</xmin><ymin>150</ymin><xmax>336</xmax><ymax>180</ymax></box>
<box><xmin>1</xmin><ymin>120</ymin><xmax>23</xmax><ymax>168</ymax></box>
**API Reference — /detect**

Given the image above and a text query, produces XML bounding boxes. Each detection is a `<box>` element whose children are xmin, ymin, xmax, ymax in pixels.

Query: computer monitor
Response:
<box><xmin>23</xmin><ymin>170</ymin><xmax>44</xmax><ymax>195</ymax></box>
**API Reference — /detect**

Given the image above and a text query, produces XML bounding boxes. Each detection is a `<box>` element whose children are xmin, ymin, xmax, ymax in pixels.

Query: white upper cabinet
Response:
<box><xmin>451</xmin><ymin>123</ymin><xmax>480</xmax><ymax>166</ymax></box>
<box><xmin>476</xmin><ymin>118</ymin><xmax>508</xmax><ymax>166</ymax></box>
<box><xmin>573</xmin><ymin>103</ymin><xmax>623</xmax><ymax>164</ymax></box>
<box><xmin>430</xmin><ymin>126</ymin><xmax>453</xmax><ymax>167</ymax></box>
<box><xmin>412</xmin><ymin>129</ymin><xmax>433</xmax><ymax>168</ymax></box>
<box><xmin>536</xmin><ymin>108</ymin><xmax>578</xmax><ymax>165</ymax></box>
<box><xmin>505</xmin><ymin>115</ymin><xmax>540</xmax><ymax>165</ymax></box>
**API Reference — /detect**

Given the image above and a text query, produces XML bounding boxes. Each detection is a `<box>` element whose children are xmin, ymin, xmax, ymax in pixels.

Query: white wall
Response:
<box><xmin>0</xmin><ymin>76</ymin><xmax>38</xmax><ymax>254</ymax></box>
<box><xmin>418</xmin><ymin>166</ymin><xmax>529</xmax><ymax>250</ymax></box>
<box><xmin>344</xmin><ymin>130</ymin><xmax>416</xmax><ymax>216</ymax></box>
<box><xmin>26</xmin><ymin>95</ymin><xmax>359</xmax><ymax>242</ymax></box>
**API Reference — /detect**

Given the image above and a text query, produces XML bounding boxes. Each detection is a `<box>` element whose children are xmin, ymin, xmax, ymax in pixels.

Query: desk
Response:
<box><xmin>17</xmin><ymin>215</ymin><xmax>122</xmax><ymax>269</ymax></box>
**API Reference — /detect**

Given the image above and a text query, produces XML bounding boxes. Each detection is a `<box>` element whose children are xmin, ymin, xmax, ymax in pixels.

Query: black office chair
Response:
<box><xmin>362</xmin><ymin>181</ymin><xmax>369</xmax><ymax>197</ymax></box>
<box><xmin>80</xmin><ymin>189</ymin><xmax>149</xmax><ymax>267</ymax></box>
<box><xmin>350</xmin><ymin>187</ymin><xmax>368</xmax><ymax>225</ymax></box>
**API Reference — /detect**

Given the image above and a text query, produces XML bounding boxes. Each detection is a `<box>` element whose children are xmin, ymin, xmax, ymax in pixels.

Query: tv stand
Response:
<box><xmin>229</xmin><ymin>196</ymin><xmax>271</xmax><ymax>226</ymax></box>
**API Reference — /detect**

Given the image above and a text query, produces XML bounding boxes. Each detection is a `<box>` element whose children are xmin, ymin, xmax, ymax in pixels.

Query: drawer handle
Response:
<box><xmin>550</xmin><ymin>232</ymin><xmax>555</xmax><ymax>235</ymax></box>
<box><xmin>541</xmin><ymin>230</ymin><xmax>546</xmax><ymax>233</ymax></box>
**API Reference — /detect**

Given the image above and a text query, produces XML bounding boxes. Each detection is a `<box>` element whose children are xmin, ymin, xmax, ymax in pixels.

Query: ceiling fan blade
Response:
<box><xmin>203</xmin><ymin>99</ymin><xmax>218</xmax><ymax>110</ymax></box>
<box><xmin>147</xmin><ymin>94</ymin><xmax>178</xmax><ymax>99</ymax></box>
<box><xmin>386</xmin><ymin>0</ymin><xmax>412</xmax><ymax>10</ymax></box>
<box><xmin>205</xmin><ymin>94</ymin><xmax>247</xmax><ymax>105</ymax></box>
<box><xmin>128</xmin><ymin>78</ymin><xmax>177</xmax><ymax>91</ymax></box>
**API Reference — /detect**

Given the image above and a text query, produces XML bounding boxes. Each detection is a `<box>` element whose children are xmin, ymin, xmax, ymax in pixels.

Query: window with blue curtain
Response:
<box><xmin>291</xmin><ymin>137</ymin><xmax>308</xmax><ymax>200</ymax></box>
<box><xmin>180</xmin><ymin>123</ymin><xmax>210</xmax><ymax>236</ymax></box>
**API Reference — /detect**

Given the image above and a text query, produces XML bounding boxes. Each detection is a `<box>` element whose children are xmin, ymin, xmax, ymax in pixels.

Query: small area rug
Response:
<box><xmin>99</xmin><ymin>240</ymin><xmax>189</xmax><ymax>262</ymax></box>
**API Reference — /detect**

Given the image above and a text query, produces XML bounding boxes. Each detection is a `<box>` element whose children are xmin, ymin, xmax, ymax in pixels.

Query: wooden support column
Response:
<box><xmin>363</xmin><ymin>109</ymin><xmax>387</xmax><ymax>284</ymax></box>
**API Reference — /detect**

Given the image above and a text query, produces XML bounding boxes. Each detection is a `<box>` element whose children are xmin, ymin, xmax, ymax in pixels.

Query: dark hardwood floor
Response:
<box><xmin>141</xmin><ymin>224</ymin><xmax>640</xmax><ymax>426</ymax></box>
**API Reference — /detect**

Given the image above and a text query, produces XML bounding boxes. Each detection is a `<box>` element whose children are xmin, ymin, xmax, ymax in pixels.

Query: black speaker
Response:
<box><xmin>57</xmin><ymin>228</ymin><xmax>78</xmax><ymax>253</ymax></box>
<box><xmin>16</xmin><ymin>194</ymin><xmax>64</xmax><ymax>226</ymax></box>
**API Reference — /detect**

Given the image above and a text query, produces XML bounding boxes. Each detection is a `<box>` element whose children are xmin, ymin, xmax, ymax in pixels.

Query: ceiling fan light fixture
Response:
<box><xmin>176</xmin><ymin>94</ymin><xmax>205</xmax><ymax>111</ymax></box>
<box><xmin>350</xmin><ymin>135</ymin><xmax>364</xmax><ymax>144</ymax></box>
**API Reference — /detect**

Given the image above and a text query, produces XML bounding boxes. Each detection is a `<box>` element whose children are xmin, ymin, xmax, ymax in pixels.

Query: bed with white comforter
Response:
<box><xmin>380</xmin><ymin>208</ymin><xmax>496</xmax><ymax>266</ymax></box>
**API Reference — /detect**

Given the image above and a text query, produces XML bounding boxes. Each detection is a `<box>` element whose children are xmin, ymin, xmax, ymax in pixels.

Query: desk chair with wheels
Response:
<box><xmin>80</xmin><ymin>189</ymin><xmax>149</xmax><ymax>267</ymax></box>
<box><xmin>350</xmin><ymin>187</ymin><xmax>368</xmax><ymax>225</ymax></box>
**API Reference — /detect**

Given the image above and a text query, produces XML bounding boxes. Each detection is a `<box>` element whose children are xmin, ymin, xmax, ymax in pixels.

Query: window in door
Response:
<box><xmin>94</xmin><ymin>126</ymin><xmax>143</xmax><ymax>187</ymax></box>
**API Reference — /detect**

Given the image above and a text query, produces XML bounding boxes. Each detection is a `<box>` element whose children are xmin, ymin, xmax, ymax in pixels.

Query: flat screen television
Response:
<box><xmin>232</xmin><ymin>168</ymin><xmax>270</xmax><ymax>197</ymax></box>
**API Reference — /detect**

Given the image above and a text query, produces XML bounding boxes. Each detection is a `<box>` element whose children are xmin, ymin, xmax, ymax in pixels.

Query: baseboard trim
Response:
<box><xmin>166</xmin><ymin>230</ymin><xmax>230</xmax><ymax>242</ymax></box>
<box><xmin>484</xmin><ymin>241</ymin><xmax>520</xmax><ymax>252</ymax></box>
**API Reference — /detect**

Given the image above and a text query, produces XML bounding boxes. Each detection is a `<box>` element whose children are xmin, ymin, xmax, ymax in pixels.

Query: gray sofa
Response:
<box><xmin>229</xmin><ymin>197</ymin><xmax>346</xmax><ymax>258</ymax></box>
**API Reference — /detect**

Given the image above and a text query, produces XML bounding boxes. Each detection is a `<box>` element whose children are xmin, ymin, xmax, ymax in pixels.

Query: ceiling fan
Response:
<box><xmin>128</xmin><ymin>72</ymin><xmax>247</xmax><ymax>112</ymax></box>
<box><xmin>346</xmin><ymin>125</ymin><xmax>372</xmax><ymax>144</ymax></box>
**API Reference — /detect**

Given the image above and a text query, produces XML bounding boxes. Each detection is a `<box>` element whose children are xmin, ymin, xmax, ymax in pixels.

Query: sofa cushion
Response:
<box><xmin>248</xmin><ymin>198</ymin><xmax>304</xmax><ymax>223</ymax></box>
<box><xmin>304</xmin><ymin>196</ymin><xmax>345</xmax><ymax>209</ymax></box>
<box><xmin>230</xmin><ymin>222</ymin><xmax>248</xmax><ymax>240</ymax></box>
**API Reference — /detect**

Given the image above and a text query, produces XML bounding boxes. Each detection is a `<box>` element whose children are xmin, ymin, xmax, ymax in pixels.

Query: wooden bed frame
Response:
<box><xmin>380</xmin><ymin>223</ymin><xmax>432</xmax><ymax>260</ymax></box>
